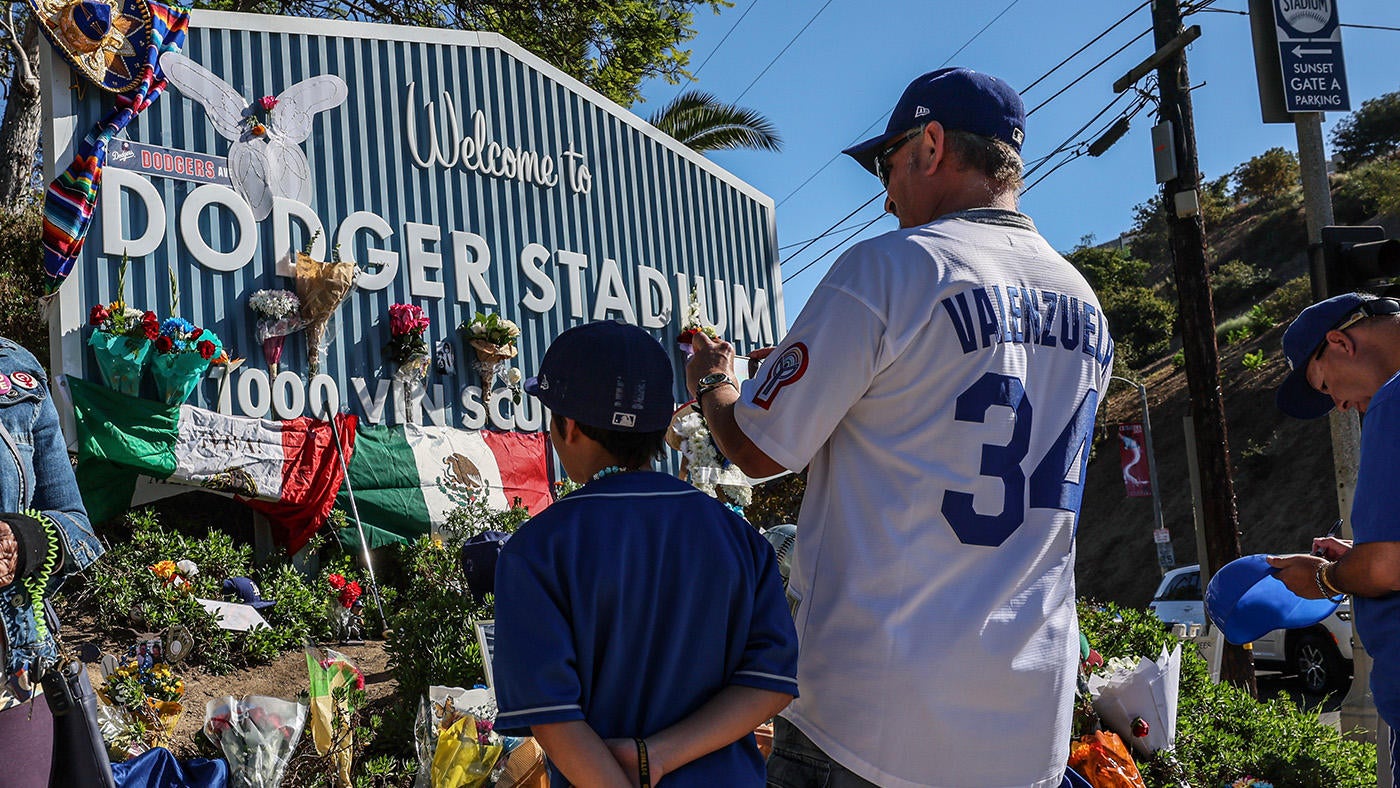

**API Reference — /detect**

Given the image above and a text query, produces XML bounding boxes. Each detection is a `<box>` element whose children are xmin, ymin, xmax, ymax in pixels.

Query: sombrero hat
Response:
<box><xmin>28</xmin><ymin>0</ymin><xmax>152</xmax><ymax>93</ymax></box>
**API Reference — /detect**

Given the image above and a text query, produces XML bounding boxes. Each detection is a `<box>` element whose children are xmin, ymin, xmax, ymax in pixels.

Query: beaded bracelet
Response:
<box><xmin>1315</xmin><ymin>561</ymin><xmax>1344</xmax><ymax>599</ymax></box>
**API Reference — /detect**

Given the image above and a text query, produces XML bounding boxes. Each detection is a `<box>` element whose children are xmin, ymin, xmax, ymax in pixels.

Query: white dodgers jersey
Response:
<box><xmin>736</xmin><ymin>209</ymin><xmax>1112</xmax><ymax>788</ymax></box>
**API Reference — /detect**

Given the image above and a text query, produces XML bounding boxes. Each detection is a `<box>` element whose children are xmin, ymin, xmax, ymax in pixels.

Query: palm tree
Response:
<box><xmin>647</xmin><ymin>90</ymin><xmax>782</xmax><ymax>153</ymax></box>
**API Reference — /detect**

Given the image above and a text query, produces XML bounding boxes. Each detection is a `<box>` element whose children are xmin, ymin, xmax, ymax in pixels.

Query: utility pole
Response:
<box><xmin>1149</xmin><ymin>0</ymin><xmax>1255</xmax><ymax>693</ymax></box>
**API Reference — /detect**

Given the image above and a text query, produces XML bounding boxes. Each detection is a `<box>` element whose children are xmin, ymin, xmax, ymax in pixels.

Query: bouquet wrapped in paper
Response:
<box><xmin>306</xmin><ymin>646</ymin><xmax>365</xmax><ymax>788</ymax></box>
<box><xmin>458</xmin><ymin>312</ymin><xmax>520</xmax><ymax>405</ymax></box>
<box><xmin>414</xmin><ymin>686</ymin><xmax>521</xmax><ymax>788</ymax></box>
<box><xmin>97</xmin><ymin>657</ymin><xmax>186</xmax><ymax>758</ymax></box>
<box><xmin>248</xmin><ymin>289</ymin><xmax>303</xmax><ymax>377</ymax></box>
<box><xmin>87</xmin><ymin>256</ymin><xmax>159</xmax><ymax>396</ymax></box>
<box><xmin>1087</xmin><ymin>643</ymin><xmax>1181</xmax><ymax>757</ymax></box>
<box><xmin>296</xmin><ymin>242</ymin><xmax>358</xmax><ymax>378</ymax></box>
<box><xmin>148</xmin><ymin>317</ymin><xmax>229</xmax><ymax>405</ymax></box>
<box><xmin>204</xmin><ymin>695</ymin><xmax>307</xmax><ymax>788</ymax></box>
<box><xmin>386</xmin><ymin>303</ymin><xmax>431</xmax><ymax>383</ymax></box>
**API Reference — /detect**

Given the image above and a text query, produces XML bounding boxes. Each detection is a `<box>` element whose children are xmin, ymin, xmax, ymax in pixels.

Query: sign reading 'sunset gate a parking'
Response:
<box><xmin>43</xmin><ymin>11</ymin><xmax>781</xmax><ymax>432</ymax></box>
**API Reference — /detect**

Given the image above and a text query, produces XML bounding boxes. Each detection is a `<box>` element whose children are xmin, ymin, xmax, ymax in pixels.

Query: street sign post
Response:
<box><xmin>1273</xmin><ymin>0</ymin><xmax>1350</xmax><ymax>113</ymax></box>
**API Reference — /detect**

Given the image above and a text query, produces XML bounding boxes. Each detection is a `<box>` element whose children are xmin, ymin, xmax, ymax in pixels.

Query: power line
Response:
<box><xmin>673</xmin><ymin>0</ymin><xmax>763</xmax><ymax>96</ymax></box>
<box><xmin>775</xmin><ymin>0</ymin><xmax>1024</xmax><ymax>207</ymax></box>
<box><xmin>779</xmin><ymin>214</ymin><xmax>885</xmax><ymax>250</ymax></box>
<box><xmin>1194</xmin><ymin>6</ymin><xmax>1400</xmax><ymax>32</ymax></box>
<box><xmin>1022</xmin><ymin>149</ymin><xmax>1086</xmax><ymax>194</ymax></box>
<box><xmin>1021</xmin><ymin>0</ymin><xmax>1150</xmax><ymax>93</ymax></box>
<box><xmin>1023</xmin><ymin>92</ymin><xmax>1132</xmax><ymax>180</ymax></box>
<box><xmin>1027</xmin><ymin>27</ymin><xmax>1152</xmax><ymax>116</ymax></box>
<box><xmin>779</xmin><ymin>191</ymin><xmax>885</xmax><ymax>266</ymax></box>
<box><xmin>782</xmin><ymin>214</ymin><xmax>887</xmax><ymax>284</ymax></box>
<box><xmin>732</xmin><ymin>0</ymin><xmax>836</xmax><ymax>103</ymax></box>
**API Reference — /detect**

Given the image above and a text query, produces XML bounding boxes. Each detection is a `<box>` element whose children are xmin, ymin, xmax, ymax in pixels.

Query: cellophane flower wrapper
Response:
<box><xmin>1087</xmin><ymin>643</ymin><xmax>1180</xmax><ymax>757</ymax></box>
<box><xmin>149</xmin><ymin>337</ymin><xmax>216</xmax><ymax>405</ymax></box>
<box><xmin>296</xmin><ymin>252</ymin><xmax>358</xmax><ymax>377</ymax></box>
<box><xmin>469</xmin><ymin>340</ymin><xmax>516</xmax><ymax>404</ymax></box>
<box><xmin>204</xmin><ymin>695</ymin><xmax>308</xmax><ymax>788</ymax></box>
<box><xmin>430</xmin><ymin>715</ymin><xmax>502</xmax><ymax>788</ymax></box>
<box><xmin>306</xmin><ymin>646</ymin><xmax>362</xmax><ymax>788</ymax></box>
<box><xmin>89</xmin><ymin>331</ymin><xmax>152</xmax><ymax>396</ymax></box>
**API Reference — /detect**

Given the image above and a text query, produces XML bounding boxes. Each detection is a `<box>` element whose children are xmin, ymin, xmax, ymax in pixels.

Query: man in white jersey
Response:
<box><xmin>687</xmin><ymin>68</ymin><xmax>1112</xmax><ymax>788</ymax></box>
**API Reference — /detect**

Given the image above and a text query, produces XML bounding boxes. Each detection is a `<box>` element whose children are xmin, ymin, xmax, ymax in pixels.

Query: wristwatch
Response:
<box><xmin>695</xmin><ymin>372</ymin><xmax>737</xmax><ymax>400</ymax></box>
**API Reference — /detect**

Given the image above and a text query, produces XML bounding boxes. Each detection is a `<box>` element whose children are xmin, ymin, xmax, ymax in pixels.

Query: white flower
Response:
<box><xmin>472</xmin><ymin>323</ymin><xmax>486</xmax><ymax>336</ymax></box>
<box><xmin>248</xmin><ymin>289</ymin><xmax>300</xmax><ymax>319</ymax></box>
<box><xmin>501</xmin><ymin>320</ymin><xmax>521</xmax><ymax>338</ymax></box>
<box><xmin>506</xmin><ymin>368</ymin><xmax>523</xmax><ymax>385</ymax></box>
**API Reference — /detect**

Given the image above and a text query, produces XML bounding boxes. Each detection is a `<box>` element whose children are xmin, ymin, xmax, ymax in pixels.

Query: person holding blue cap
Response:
<box><xmin>686</xmin><ymin>68</ymin><xmax>1111</xmax><ymax>787</ymax></box>
<box><xmin>491</xmin><ymin>321</ymin><xmax>799</xmax><ymax>787</ymax></box>
<box><xmin>1267</xmin><ymin>292</ymin><xmax>1400</xmax><ymax>781</ymax></box>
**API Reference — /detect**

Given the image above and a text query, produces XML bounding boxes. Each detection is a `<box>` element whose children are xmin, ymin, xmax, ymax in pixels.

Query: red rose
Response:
<box><xmin>197</xmin><ymin>340</ymin><xmax>215</xmax><ymax>360</ymax></box>
<box><xmin>338</xmin><ymin>581</ymin><xmax>361</xmax><ymax>608</ymax></box>
<box><xmin>89</xmin><ymin>304</ymin><xmax>109</xmax><ymax>326</ymax></box>
<box><xmin>327</xmin><ymin>573</ymin><xmax>346</xmax><ymax>590</ymax></box>
<box><xmin>142</xmin><ymin>313</ymin><xmax>160</xmax><ymax>340</ymax></box>
<box><xmin>1131</xmin><ymin>716</ymin><xmax>1150</xmax><ymax>738</ymax></box>
<box><xmin>155</xmin><ymin>335</ymin><xmax>174</xmax><ymax>353</ymax></box>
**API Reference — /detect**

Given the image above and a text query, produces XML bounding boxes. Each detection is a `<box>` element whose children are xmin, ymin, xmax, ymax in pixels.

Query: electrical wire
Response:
<box><xmin>1027</xmin><ymin>27</ymin><xmax>1153</xmax><ymax>116</ymax></box>
<box><xmin>776</xmin><ymin>0</ymin><xmax>1025</xmax><ymax>207</ymax></box>
<box><xmin>1022</xmin><ymin>150</ymin><xmax>1086</xmax><ymax>194</ymax></box>
<box><xmin>779</xmin><ymin>214</ymin><xmax>886</xmax><ymax>250</ymax></box>
<box><xmin>782</xmin><ymin>213</ymin><xmax>887</xmax><ymax>284</ymax></box>
<box><xmin>779</xmin><ymin>191</ymin><xmax>885</xmax><ymax>266</ymax></box>
<box><xmin>732</xmin><ymin>0</ymin><xmax>836</xmax><ymax>103</ymax></box>
<box><xmin>672</xmin><ymin>0</ymin><xmax>763</xmax><ymax>95</ymax></box>
<box><xmin>1194</xmin><ymin>6</ymin><xmax>1400</xmax><ymax>32</ymax></box>
<box><xmin>1021</xmin><ymin>0</ymin><xmax>1150</xmax><ymax>94</ymax></box>
<box><xmin>1023</xmin><ymin>92</ymin><xmax>1133</xmax><ymax>180</ymax></box>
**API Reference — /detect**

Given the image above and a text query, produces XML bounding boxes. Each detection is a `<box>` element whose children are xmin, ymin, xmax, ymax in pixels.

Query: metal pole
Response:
<box><xmin>1113</xmin><ymin>375</ymin><xmax>1169</xmax><ymax>573</ymax></box>
<box><xmin>321</xmin><ymin>399</ymin><xmax>389</xmax><ymax>637</ymax></box>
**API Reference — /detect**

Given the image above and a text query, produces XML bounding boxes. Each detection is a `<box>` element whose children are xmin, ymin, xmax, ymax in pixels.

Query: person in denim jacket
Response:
<box><xmin>0</xmin><ymin>338</ymin><xmax>103</xmax><ymax>785</ymax></box>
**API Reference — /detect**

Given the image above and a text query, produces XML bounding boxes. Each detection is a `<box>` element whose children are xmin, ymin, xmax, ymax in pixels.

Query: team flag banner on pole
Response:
<box><xmin>1117</xmin><ymin>423</ymin><xmax>1152</xmax><ymax>498</ymax></box>
<box><xmin>337</xmin><ymin>424</ymin><xmax>552</xmax><ymax>549</ymax></box>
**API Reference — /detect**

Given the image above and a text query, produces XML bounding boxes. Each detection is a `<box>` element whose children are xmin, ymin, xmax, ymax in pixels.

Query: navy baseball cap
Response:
<box><xmin>525</xmin><ymin>321</ymin><xmax>675</xmax><ymax>432</ymax></box>
<box><xmin>843</xmin><ymin>67</ymin><xmax>1026</xmax><ymax>177</ymax></box>
<box><xmin>1205</xmin><ymin>554</ymin><xmax>1339</xmax><ymax>645</ymax></box>
<box><xmin>223</xmin><ymin>577</ymin><xmax>275</xmax><ymax>611</ymax></box>
<box><xmin>1276</xmin><ymin>293</ymin><xmax>1400</xmax><ymax>419</ymax></box>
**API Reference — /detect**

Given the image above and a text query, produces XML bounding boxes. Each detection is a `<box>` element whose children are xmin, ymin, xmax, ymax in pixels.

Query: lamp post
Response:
<box><xmin>1111</xmin><ymin>375</ymin><xmax>1168</xmax><ymax>571</ymax></box>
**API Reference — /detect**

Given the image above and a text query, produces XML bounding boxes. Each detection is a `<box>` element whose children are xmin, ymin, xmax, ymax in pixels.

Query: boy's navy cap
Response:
<box><xmin>525</xmin><ymin>321</ymin><xmax>674</xmax><ymax>432</ymax></box>
<box><xmin>1276</xmin><ymin>292</ymin><xmax>1393</xmax><ymax>419</ymax></box>
<box><xmin>1205</xmin><ymin>554</ymin><xmax>1339</xmax><ymax>645</ymax></box>
<box><xmin>843</xmin><ymin>67</ymin><xmax>1027</xmax><ymax>176</ymax></box>
<box><xmin>223</xmin><ymin>576</ymin><xmax>275</xmax><ymax>611</ymax></box>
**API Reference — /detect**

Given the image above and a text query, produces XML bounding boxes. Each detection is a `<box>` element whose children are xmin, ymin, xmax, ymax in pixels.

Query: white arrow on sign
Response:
<box><xmin>1291</xmin><ymin>45</ymin><xmax>1333</xmax><ymax>57</ymax></box>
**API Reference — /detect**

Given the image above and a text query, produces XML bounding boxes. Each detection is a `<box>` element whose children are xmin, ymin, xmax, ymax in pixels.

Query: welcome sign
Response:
<box><xmin>43</xmin><ymin>11</ymin><xmax>782</xmax><ymax>433</ymax></box>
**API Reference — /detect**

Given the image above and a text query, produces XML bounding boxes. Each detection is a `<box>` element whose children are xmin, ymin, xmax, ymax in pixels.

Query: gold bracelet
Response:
<box><xmin>1318</xmin><ymin>561</ymin><xmax>1345</xmax><ymax>597</ymax></box>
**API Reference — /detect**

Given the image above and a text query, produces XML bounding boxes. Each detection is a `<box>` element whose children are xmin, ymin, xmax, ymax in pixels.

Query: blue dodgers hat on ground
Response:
<box><xmin>1205</xmin><ymin>554</ymin><xmax>1339</xmax><ymax>644</ymax></box>
<box><xmin>525</xmin><ymin>321</ymin><xmax>675</xmax><ymax>432</ymax></box>
<box><xmin>842</xmin><ymin>67</ymin><xmax>1026</xmax><ymax>177</ymax></box>
<box><xmin>223</xmin><ymin>577</ymin><xmax>275</xmax><ymax>611</ymax></box>
<box><xmin>1276</xmin><ymin>293</ymin><xmax>1400</xmax><ymax>419</ymax></box>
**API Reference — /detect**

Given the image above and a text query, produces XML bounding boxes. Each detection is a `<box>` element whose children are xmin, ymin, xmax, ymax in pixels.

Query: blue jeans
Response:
<box><xmin>765</xmin><ymin>717</ymin><xmax>1090</xmax><ymax>788</ymax></box>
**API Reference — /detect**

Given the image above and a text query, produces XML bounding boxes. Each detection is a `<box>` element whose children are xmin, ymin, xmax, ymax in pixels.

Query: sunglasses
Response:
<box><xmin>1312</xmin><ymin>298</ymin><xmax>1400</xmax><ymax>360</ymax></box>
<box><xmin>874</xmin><ymin>125</ymin><xmax>925</xmax><ymax>187</ymax></box>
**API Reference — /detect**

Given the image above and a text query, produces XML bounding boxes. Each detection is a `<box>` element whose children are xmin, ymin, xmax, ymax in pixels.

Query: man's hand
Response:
<box><xmin>685</xmin><ymin>332</ymin><xmax>736</xmax><ymax>397</ymax></box>
<box><xmin>1313</xmin><ymin>537</ymin><xmax>1353</xmax><ymax>561</ymax></box>
<box><xmin>0</xmin><ymin>519</ymin><xmax>16</xmax><ymax>587</ymax></box>
<box><xmin>1266</xmin><ymin>553</ymin><xmax>1331</xmax><ymax>599</ymax></box>
<box><xmin>604</xmin><ymin>738</ymin><xmax>667</xmax><ymax>787</ymax></box>
<box><xmin>746</xmin><ymin>346</ymin><xmax>775</xmax><ymax>379</ymax></box>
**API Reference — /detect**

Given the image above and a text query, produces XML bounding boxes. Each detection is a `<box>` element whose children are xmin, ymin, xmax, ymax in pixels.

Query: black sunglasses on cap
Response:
<box><xmin>874</xmin><ymin>125</ymin><xmax>926</xmax><ymax>187</ymax></box>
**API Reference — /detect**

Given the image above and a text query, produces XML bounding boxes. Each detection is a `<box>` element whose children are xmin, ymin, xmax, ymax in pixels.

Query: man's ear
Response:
<box><xmin>922</xmin><ymin>121</ymin><xmax>948</xmax><ymax>176</ymax></box>
<box><xmin>1326</xmin><ymin>329</ymin><xmax>1358</xmax><ymax>357</ymax></box>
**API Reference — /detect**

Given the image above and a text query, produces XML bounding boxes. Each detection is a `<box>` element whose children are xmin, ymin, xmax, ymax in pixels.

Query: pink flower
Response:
<box><xmin>259</xmin><ymin>95</ymin><xmax>278</xmax><ymax>111</ymax></box>
<box><xmin>388</xmin><ymin>303</ymin><xmax>428</xmax><ymax>336</ymax></box>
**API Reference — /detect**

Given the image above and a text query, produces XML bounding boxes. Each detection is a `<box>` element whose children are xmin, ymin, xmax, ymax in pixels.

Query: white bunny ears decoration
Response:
<box><xmin>159</xmin><ymin>51</ymin><xmax>348</xmax><ymax>220</ymax></box>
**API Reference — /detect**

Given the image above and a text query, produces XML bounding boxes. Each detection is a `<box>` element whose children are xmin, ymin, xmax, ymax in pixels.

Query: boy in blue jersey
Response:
<box><xmin>493</xmin><ymin>321</ymin><xmax>798</xmax><ymax>787</ymax></box>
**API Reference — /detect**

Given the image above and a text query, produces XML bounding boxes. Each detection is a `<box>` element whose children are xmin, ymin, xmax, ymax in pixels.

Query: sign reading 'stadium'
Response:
<box><xmin>44</xmin><ymin>11</ymin><xmax>782</xmax><ymax>433</ymax></box>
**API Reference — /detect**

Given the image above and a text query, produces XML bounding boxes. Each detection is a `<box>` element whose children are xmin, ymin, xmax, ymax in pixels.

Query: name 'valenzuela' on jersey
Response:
<box><xmin>941</xmin><ymin>284</ymin><xmax>1115</xmax><ymax>376</ymax></box>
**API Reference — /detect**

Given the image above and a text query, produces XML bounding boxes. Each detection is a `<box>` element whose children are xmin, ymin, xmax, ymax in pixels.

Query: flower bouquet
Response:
<box><xmin>414</xmin><ymin>686</ymin><xmax>508</xmax><ymax>788</ymax></box>
<box><xmin>1086</xmin><ymin>643</ymin><xmax>1181</xmax><ymax>757</ymax></box>
<box><xmin>305</xmin><ymin>646</ymin><xmax>366</xmax><ymax>788</ymax></box>
<box><xmin>248</xmin><ymin>289</ymin><xmax>303</xmax><ymax>377</ymax></box>
<box><xmin>676</xmin><ymin>286</ymin><xmax>718</xmax><ymax>357</ymax></box>
<box><xmin>97</xmin><ymin>657</ymin><xmax>186</xmax><ymax>758</ymax></box>
<box><xmin>149</xmin><ymin>317</ymin><xmax>229</xmax><ymax>405</ymax></box>
<box><xmin>458</xmin><ymin>312</ymin><xmax>520</xmax><ymax>405</ymax></box>
<box><xmin>669</xmin><ymin>405</ymin><xmax>752</xmax><ymax>508</ymax></box>
<box><xmin>204</xmin><ymin>695</ymin><xmax>307</xmax><ymax>788</ymax></box>
<box><xmin>326</xmin><ymin>573</ymin><xmax>364</xmax><ymax>644</ymax></box>
<box><xmin>386</xmin><ymin>303</ymin><xmax>431</xmax><ymax>383</ymax></box>
<box><xmin>88</xmin><ymin>256</ymin><xmax>159</xmax><ymax>396</ymax></box>
<box><xmin>296</xmin><ymin>234</ymin><xmax>359</xmax><ymax>377</ymax></box>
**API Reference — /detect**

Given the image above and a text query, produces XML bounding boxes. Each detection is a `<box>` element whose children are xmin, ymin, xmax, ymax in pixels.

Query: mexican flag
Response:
<box><xmin>68</xmin><ymin>378</ymin><xmax>554</xmax><ymax>552</ymax></box>
<box><xmin>70</xmin><ymin>377</ymin><xmax>355</xmax><ymax>553</ymax></box>
<box><xmin>339</xmin><ymin>424</ymin><xmax>552</xmax><ymax>549</ymax></box>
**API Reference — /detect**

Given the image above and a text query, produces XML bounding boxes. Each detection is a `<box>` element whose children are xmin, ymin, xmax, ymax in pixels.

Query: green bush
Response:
<box><xmin>1078</xmin><ymin>601</ymin><xmax>1375</xmax><ymax>787</ymax></box>
<box><xmin>86</xmin><ymin>508</ymin><xmax>335</xmax><ymax>673</ymax></box>
<box><xmin>1257</xmin><ymin>277</ymin><xmax>1315</xmax><ymax>326</ymax></box>
<box><xmin>385</xmin><ymin>536</ymin><xmax>495</xmax><ymax>732</ymax></box>
<box><xmin>1331</xmin><ymin>156</ymin><xmax>1400</xmax><ymax>223</ymax></box>
<box><xmin>0</xmin><ymin>200</ymin><xmax>48</xmax><ymax>363</ymax></box>
<box><xmin>442</xmin><ymin>497</ymin><xmax>532</xmax><ymax>537</ymax></box>
<box><xmin>1212</xmin><ymin>260</ymin><xmax>1274</xmax><ymax>312</ymax></box>
<box><xmin>1242</xmin><ymin>350</ymin><xmax>1267</xmax><ymax>370</ymax></box>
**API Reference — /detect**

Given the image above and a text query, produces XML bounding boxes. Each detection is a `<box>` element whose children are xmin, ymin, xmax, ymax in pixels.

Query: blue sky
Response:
<box><xmin>635</xmin><ymin>1</ymin><xmax>1400</xmax><ymax>324</ymax></box>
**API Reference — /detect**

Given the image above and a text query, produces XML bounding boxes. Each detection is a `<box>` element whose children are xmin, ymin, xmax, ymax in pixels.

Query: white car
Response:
<box><xmin>1148</xmin><ymin>564</ymin><xmax>1353</xmax><ymax>694</ymax></box>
